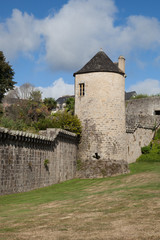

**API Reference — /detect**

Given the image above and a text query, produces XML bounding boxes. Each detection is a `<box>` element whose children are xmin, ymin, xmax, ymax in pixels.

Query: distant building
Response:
<box><xmin>125</xmin><ymin>91</ymin><xmax>137</xmax><ymax>100</ymax></box>
<box><xmin>53</xmin><ymin>95</ymin><xmax>74</xmax><ymax>112</ymax></box>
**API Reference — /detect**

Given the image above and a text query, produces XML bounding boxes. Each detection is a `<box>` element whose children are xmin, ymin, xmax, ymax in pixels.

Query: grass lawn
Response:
<box><xmin>0</xmin><ymin>160</ymin><xmax>160</xmax><ymax>240</ymax></box>
<box><xmin>1</xmin><ymin>129</ymin><xmax>160</xmax><ymax>240</ymax></box>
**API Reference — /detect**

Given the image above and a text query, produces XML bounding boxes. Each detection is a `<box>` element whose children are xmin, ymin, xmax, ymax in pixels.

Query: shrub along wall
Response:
<box><xmin>0</xmin><ymin>128</ymin><xmax>77</xmax><ymax>195</ymax></box>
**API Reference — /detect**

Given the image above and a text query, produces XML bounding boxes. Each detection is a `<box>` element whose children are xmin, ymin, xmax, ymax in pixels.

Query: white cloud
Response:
<box><xmin>1</xmin><ymin>0</ymin><xmax>160</xmax><ymax>71</ymax></box>
<box><xmin>127</xmin><ymin>79</ymin><xmax>160</xmax><ymax>95</ymax></box>
<box><xmin>0</xmin><ymin>9</ymin><xmax>41</xmax><ymax>59</ymax></box>
<box><xmin>116</xmin><ymin>16</ymin><xmax>160</xmax><ymax>55</ymax></box>
<box><xmin>38</xmin><ymin>78</ymin><xmax>74</xmax><ymax>99</ymax></box>
<box><xmin>39</xmin><ymin>0</ymin><xmax>117</xmax><ymax>70</ymax></box>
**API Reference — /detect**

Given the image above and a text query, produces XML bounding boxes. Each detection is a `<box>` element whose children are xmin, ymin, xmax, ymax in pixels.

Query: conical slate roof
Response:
<box><xmin>73</xmin><ymin>50</ymin><xmax>124</xmax><ymax>76</ymax></box>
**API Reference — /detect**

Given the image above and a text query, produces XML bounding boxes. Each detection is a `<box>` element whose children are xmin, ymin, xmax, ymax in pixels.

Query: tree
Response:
<box><xmin>3</xmin><ymin>87</ymin><xmax>19</xmax><ymax>100</ymax></box>
<box><xmin>30</xmin><ymin>90</ymin><xmax>42</xmax><ymax>102</ymax></box>
<box><xmin>19</xmin><ymin>83</ymin><xmax>35</xmax><ymax>99</ymax></box>
<box><xmin>65</xmin><ymin>97</ymin><xmax>75</xmax><ymax>114</ymax></box>
<box><xmin>34</xmin><ymin>111</ymin><xmax>82</xmax><ymax>136</ymax></box>
<box><xmin>27</xmin><ymin>101</ymin><xmax>49</xmax><ymax>122</ymax></box>
<box><xmin>4</xmin><ymin>83</ymin><xmax>36</xmax><ymax>101</ymax></box>
<box><xmin>0</xmin><ymin>51</ymin><xmax>16</xmax><ymax>102</ymax></box>
<box><xmin>4</xmin><ymin>98</ymin><xmax>49</xmax><ymax>126</ymax></box>
<box><xmin>43</xmin><ymin>97</ymin><xmax>57</xmax><ymax>111</ymax></box>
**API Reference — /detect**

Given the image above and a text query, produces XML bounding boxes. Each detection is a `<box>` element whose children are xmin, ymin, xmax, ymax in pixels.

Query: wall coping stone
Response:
<box><xmin>0</xmin><ymin>127</ymin><xmax>77</xmax><ymax>144</ymax></box>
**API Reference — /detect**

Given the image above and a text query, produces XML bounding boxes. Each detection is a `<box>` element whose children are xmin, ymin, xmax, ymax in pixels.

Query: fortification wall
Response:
<box><xmin>0</xmin><ymin>128</ymin><xmax>77</xmax><ymax>195</ymax></box>
<box><xmin>126</xmin><ymin>96</ymin><xmax>160</xmax><ymax>116</ymax></box>
<box><xmin>127</xmin><ymin>128</ymin><xmax>154</xmax><ymax>163</ymax></box>
<box><xmin>126</xmin><ymin>97</ymin><xmax>160</xmax><ymax>163</ymax></box>
<box><xmin>126</xmin><ymin>114</ymin><xmax>160</xmax><ymax>163</ymax></box>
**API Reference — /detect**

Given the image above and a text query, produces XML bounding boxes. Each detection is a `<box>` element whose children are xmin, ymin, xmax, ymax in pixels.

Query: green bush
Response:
<box><xmin>0</xmin><ymin>116</ymin><xmax>28</xmax><ymax>131</ymax></box>
<box><xmin>5</xmin><ymin>99</ymin><xmax>49</xmax><ymax>125</ymax></box>
<box><xmin>154</xmin><ymin>128</ymin><xmax>160</xmax><ymax>140</ymax></box>
<box><xmin>141</xmin><ymin>146</ymin><xmax>151</xmax><ymax>154</ymax></box>
<box><xmin>65</xmin><ymin>97</ymin><xmax>75</xmax><ymax>114</ymax></box>
<box><xmin>34</xmin><ymin>111</ymin><xmax>82</xmax><ymax>136</ymax></box>
<box><xmin>44</xmin><ymin>159</ymin><xmax>49</xmax><ymax>171</ymax></box>
<box><xmin>43</xmin><ymin>97</ymin><xmax>57</xmax><ymax>111</ymax></box>
<box><xmin>137</xmin><ymin>152</ymin><xmax>160</xmax><ymax>162</ymax></box>
<box><xmin>137</xmin><ymin>140</ymin><xmax>160</xmax><ymax>162</ymax></box>
<box><xmin>33</xmin><ymin>118</ymin><xmax>53</xmax><ymax>130</ymax></box>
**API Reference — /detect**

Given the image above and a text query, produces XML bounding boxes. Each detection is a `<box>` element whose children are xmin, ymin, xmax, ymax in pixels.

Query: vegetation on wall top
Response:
<box><xmin>34</xmin><ymin>111</ymin><xmax>82</xmax><ymax>136</ymax></box>
<box><xmin>131</xmin><ymin>93</ymin><xmax>160</xmax><ymax>100</ymax></box>
<box><xmin>131</xmin><ymin>94</ymin><xmax>149</xmax><ymax>99</ymax></box>
<box><xmin>0</xmin><ymin>85</ymin><xmax>81</xmax><ymax>136</ymax></box>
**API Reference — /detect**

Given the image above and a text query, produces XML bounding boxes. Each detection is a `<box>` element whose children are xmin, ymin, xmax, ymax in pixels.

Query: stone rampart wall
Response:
<box><xmin>0</xmin><ymin>128</ymin><xmax>77</xmax><ymax>195</ymax></box>
<box><xmin>126</xmin><ymin>114</ymin><xmax>160</xmax><ymax>163</ymax></box>
<box><xmin>126</xmin><ymin>97</ymin><xmax>160</xmax><ymax>163</ymax></box>
<box><xmin>127</xmin><ymin>128</ymin><xmax>154</xmax><ymax>163</ymax></box>
<box><xmin>126</xmin><ymin>96</ymin><xmax>160</xmax><ymax>116</ymax></box>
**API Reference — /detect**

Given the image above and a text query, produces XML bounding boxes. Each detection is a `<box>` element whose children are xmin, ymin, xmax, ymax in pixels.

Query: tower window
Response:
<box><xmin>79</xmin><ymin>83</ymin><xmax>85</xmax><ymax>96</ymax></box>
<box><xmin>155</xmin><ymin>110</ymin><xmax>160</xmax><ymax>115</ymax></box>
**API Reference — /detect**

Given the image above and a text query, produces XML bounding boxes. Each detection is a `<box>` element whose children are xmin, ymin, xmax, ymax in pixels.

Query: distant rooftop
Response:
<box><xmin>56</xmin><ymin>95</ymin><xmax>74</xmax><ymax>105</ymax></box>
<box><xmin>125</xmin><ymin>91</ymin><xmax>137</xmax><ymax>100</ymax></box>
<box><xmin>73</xmin><ymin>50</ymin><xmax>124</xmax><ymax>76</ymax></box>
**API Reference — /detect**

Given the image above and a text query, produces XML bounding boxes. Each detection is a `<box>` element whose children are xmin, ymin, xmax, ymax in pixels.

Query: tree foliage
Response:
<box><xmin>30</xmin><ymin>90</ymin><xmax>42</xmax><ymax>102</ymax></box>
<box><xmin>0</xmin><ymin>51</ymin><xmax>16</xmax><ymax>102</ymax></box>
<box><xmin>5</xmin><ymin>83</ymin><xmax>35</xmax><ymax>100</ymax></box>
<box><xmin>18</xmin><ymin>83</ymin><xmax>35</xmax><ymax>99</ymax></box>
<box><xmin>4</xmin><ymin>98</ymin><xmax>49</xmax><ymax>126</ymax></box>
<box><xmin>43</xmin><ymin>97</ymin><xmax>57</xmax><ymax>111</ymax></box>
<box><xmin>65</xmin><ymin>97</ymin><xmax>75</xmax><ymax>114</ymax></box>
<box><xmin>34</xmin><ymin>111</ymin><xmax>82</xmax><ymax>136</ymax></box>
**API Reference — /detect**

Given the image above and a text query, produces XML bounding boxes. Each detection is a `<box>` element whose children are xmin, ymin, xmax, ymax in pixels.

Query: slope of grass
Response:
<box><xmin>0</xmin><ymin>160</ymin><xmax>160</xmax><ymax>240</ymax></box>
<box><xmin>1</xmin><ymin>130</ymin><xmax>160</xmax><ymax>239</ymax></box>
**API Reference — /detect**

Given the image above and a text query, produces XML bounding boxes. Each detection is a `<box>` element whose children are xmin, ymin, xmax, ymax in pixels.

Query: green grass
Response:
<box><xmin>131</xmin><ymin>94</ymin><xmax>149</xmax><ymax>99</ymax></box>
<box><xmin>137</xmin><ymin>129</ymin><xmax>160</xmax><ymax>162</ymax></box>
<box><xmin>0</xmin><ymin>140</ymin><xmax>160</xmax><ymax>239</ymax></box>
<box><xmin>0</xmin><ymin>161</ymin><xmax>159</xmax><ymax>209</ymax></box>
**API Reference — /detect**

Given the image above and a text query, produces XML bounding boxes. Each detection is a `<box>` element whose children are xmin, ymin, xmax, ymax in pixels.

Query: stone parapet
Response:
<box><xmin>0</xmin><ymin>128</ymin><xmax>77</xmax><ymax>195</ymax></box>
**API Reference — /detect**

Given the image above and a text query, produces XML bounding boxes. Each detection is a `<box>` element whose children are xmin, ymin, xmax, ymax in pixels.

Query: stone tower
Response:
<box><xmin>74</xmin><ymin>50</ymin><xmax>128</xmax><ymax>177</ymax></box>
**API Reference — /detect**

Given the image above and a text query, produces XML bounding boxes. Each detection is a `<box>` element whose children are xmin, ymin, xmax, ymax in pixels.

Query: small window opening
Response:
<box><xmin>154</xmin><ymin>110</ymin><xmax>160</xmax><ymax>115</ymax></box>
<box><xmin>79</xmin><ymin>83</ymin><xmax>85</xmax><ymax>96</ymax></box>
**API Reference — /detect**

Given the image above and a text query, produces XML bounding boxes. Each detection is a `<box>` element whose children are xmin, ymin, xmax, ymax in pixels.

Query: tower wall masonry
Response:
<box><xmin>75</xmin><ymin>72</ymin><xmax>127</xmax><ymax>164</ymax></box>
<box><xmin>0</xmin><ymin>128</ymin><xmax>77</xmax><ymax>195</ymax></box>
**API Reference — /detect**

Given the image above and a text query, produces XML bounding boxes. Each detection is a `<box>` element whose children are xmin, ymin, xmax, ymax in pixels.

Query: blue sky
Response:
<box><xmin>1</xmin><ymin>0</ymin><xmax>160</xmax><ymax>99</ymax></box>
